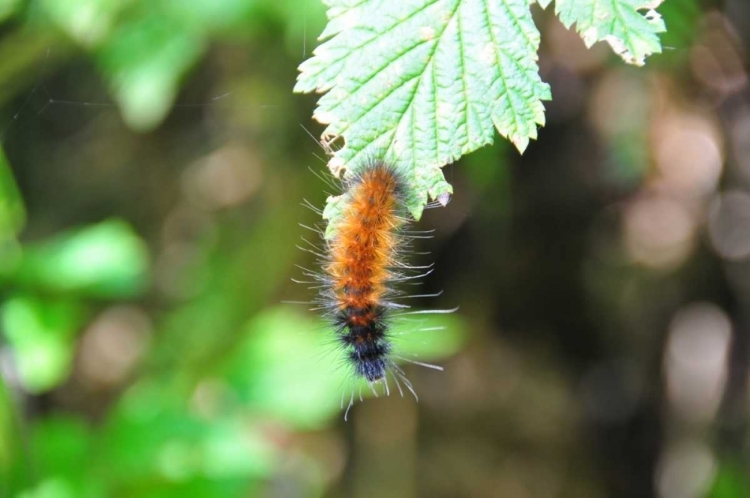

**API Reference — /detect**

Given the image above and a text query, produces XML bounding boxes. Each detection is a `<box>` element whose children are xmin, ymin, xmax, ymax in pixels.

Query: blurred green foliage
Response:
<box><xmin>0</xmin><ymin>149</ymin><xmax>24</xmax><ymax>238</ymax></box>
<box><xmin>709</xmin><ymin>461</ymin><xmax>750</xmax><ymax>498</ymax></box>
<box><xmin>2</xmin><ymin>294</ymin><xmax>86</xmax><ymax>393</ymax></box>
<box><xmin>21</xmin><ymin>0</ymin><xmax>326</xmax><ymax>130</ymax></box>
<box><xmin>2</xmin><ymin>0</ymin><xmax>749</xmax><ymax>497</ymax></box>
<box><xmin>0</xmin><ymin>1</ymin><xmax>467</xmax><ymax>497</ymax></box>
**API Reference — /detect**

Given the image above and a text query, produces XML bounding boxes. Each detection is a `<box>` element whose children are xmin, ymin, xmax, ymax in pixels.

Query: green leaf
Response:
<box><xmin>221</xmin><ymin>306</ymin><xmax>348</xmax><ymax>429</ymax></box>
<box><xmin>709</xmin><ymin>460</ymin><xmax>750</xmax><ymax>498</ymax></box>
<box><xmin>30</xmin><ymin>416</ymin><xmax>91</xmax><ymax>482</ymax></box>
<box><xmin>539</xmin><ymin>0</ymin><xmax>666</xmax><ymax>66</ymax></box>
<box><xmin>295</xmin><ymin>0</ymin><xmax>551</xmax><ymax>219</ymax></box>
<box><xmin>389</xmin><ymin>311</ymin><xmax>466</xmax><ymax>360</ymax></box>
<box><xmin>95</xmin><ymin>15</ymin><xmax>205</xmax><ymax>131</ymax></box>
<box><xmin>100</xmin><ymin>379</ymin><xmax>275</xmax><ymax>494</ymax></box>
<box><xmin>14</xmin><ymin>219</ymin><xmax>149</xmax><ymax>299</ymax></box>
<box><xmin>16</xmin><ymin>478</ymin><xmax>78</xmax><ymax>498</ymax></box>
<box><xmin>0</xmin><ymin>149</ymin><xmax>25</xmax><ymax>277</ymax></box>
<box><xmin>1</xmin><ymin>295</ymin><xmax>87</xmax><ymax>393</ymax></box>
<box><xmin>0</xmin><ymin>375</ymin><xmax>25</xmax><ymax>496</ymax></box>
<box><xmin>0</xmin><ymin>0</ymin><xmax>22</xmax><ymax>23</ymax></box>
<box><xmin>0</xmin><ymin>148</ymin><xmax>26</xmax><ymax>238</ymax></box>
<box><xmin>39</xmin><ymin>0</ymin><xmax>129</xmax><ymax>48</ymax></box>
<box><xmin>655</xmin><ymin>0</ymin><xmax>699</xmax><ymax>65</ymax></box>
<box><xmin>296</xmin><ymin>0</ymin><xmax>666</xmax><ymax>218</ymax></box>
<box><xmin>161</xmin><ymin>0</ymin><xmax>258</xmax><ymax>32</ymax></box>
<box><xmin>12</xmin><ymin>415</ymin><xmax>106</xmax><ymax>498</ymax></box>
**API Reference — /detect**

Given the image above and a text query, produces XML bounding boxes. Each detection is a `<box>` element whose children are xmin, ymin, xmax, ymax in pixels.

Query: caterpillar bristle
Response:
<box><xmin>393</xmin><ymin>290</ymin><xmax>444</xmax><ymax>300</ymax></box>
<box><xmin>307</xmin><ymin>166</ymin><xmax>339</xmax><ymax>190</ymax></box>
<box><xmin>300</xmin><ymin>200</ymin><xmax>323</xmax><ymax>215</ymax></box>
<box><xmin>394</xmin><ymin>356</ymin><xmax>444</xmax><ymax>371</ymax></box>
<box><xmin>397</xmin><ymin>307</ymin><xmax>460</xmax><ymax>316</ymax></box>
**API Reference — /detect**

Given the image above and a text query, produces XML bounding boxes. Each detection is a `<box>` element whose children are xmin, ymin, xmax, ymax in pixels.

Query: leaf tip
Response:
<box><xmin>511</xmin><ymin>135</ymin><xmax>530</xmax><ymax>154</ymax></box>
<box><xmin>436</xmin><ymin>192</ymin><xmax>452</xmax><ymax>207</ymax></box>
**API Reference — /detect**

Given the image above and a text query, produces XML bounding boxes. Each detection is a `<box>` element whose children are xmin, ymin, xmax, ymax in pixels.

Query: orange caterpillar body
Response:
<box><xmin>325</xmin><ymin>162</ymin><xmax>407</xmax><ymax>382</ymax></box>
<box><xmin>296</xmin><ymin>156</ymin><xmax>445</xmax><ymax>410</ymax></box>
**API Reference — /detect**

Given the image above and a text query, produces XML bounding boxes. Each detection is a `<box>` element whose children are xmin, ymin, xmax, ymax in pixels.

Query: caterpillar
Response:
<box><xmin>297</xmin><ymin>156</ymin><xmax>447</xmax><ymax>418</ymax></box>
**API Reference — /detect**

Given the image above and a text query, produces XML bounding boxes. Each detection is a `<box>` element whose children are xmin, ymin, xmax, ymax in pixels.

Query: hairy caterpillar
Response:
<box><xmin>296</xmin><ymin>156</ymin><xmax>448</xmax><ymax>418</ymax></box>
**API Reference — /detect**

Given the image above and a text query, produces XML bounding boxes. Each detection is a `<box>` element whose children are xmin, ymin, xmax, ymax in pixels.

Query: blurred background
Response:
<box><xmin>0</xmin><ymin>0</ymin><xmax>749</xmax><ymax>497</ymax></box>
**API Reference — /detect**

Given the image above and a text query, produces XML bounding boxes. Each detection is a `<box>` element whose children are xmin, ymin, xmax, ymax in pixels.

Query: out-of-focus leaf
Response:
<box><xmin>162</xmin><ymin>0</ymin><xmax>256</xmax><ymax>32</ymax></box>
<box><xmin>153</xmin><ymin>200</ymin><xmax>300</xmax><ymax>372</ymax></box>
<box><xmin>221</xmin><ymin>306</ymin><xmax>347</xmax><ymax>429</ymax></box>
<box><xmin>656</xmin><ymin>0</ymin><xmax>701</xmax><ymax>65</ymax></box>
<box><xmin>39</xmin><ymin>0</ymin><xmax>129</xmax><ymax>48</ymax></box>
<box><xmin>14</xmin><ymin>415</ymin><xmax>104</xmax><ymax>498</ymax></box>
<box><xmin>96</xmin><ymin>16</ymin><xmax>204</xmax><ymax>131</ymax></box>
<box><xmin>0</xmin><ymin>148</ymin><xmax>25</xmax><ymax>277</ymax></box>
<box><xmin>14</xmin><ymin>219</ymin><xmax>149</xmax><ymax>298</ymax></box>
<box><xmin>252</xmin><ymin>0</ymin><xmax>328</xmax><ymax>55</ymax></box>
<box><xmin>709</xmin><ymin>460</ymin><xmax>750</xmax><ymax>498</ymax></box>
<box><xmin>0</xmin><ymin>237</ymin><xmax>22</xmax><ymax>278</ymax></box>
<box><xmin>17</xmin><ymin>478</ymin><xmax>77</xmax><ymax>498</ymax></box>
<box><xmin>98</xmin><ymin>379</ymin><xmax>274</xmax><ymax>496</ymax></box>
<box><xmin>390</xmin><ymin>311</ymin><xmax>466</xmax><ymax>360</ymax></box>
<box><xmin>1</xmin><ymin>295</ymin><xmax>86</xmax><ymax>392</ymax></box>
<box><xmin>100</xmin><ymin>381</ymin><xmax>202</xmax><ymax>482</ymax></box>
<box><xmin>0</xmin><ymin>0</ymin><xmax>22</xmax><ymax>22</ymax></box>
<box><xmin>593</xmin><ymin>70</ymin><xmax>652</xmax><ymax>189</ymax></box>
<box><xmin>31</xmin><ymin>416</ymin><xmax>90</xmax><ymax>481</ymax></box>
<box><xmin>0</xmin><ymin>375</ymin><xmax>25</xmax><ymax>496</ymax></box>
<box><xmin>221</xmin><ymin>305</ymin><xmax>467</xmax><ymax>428</ymax></box>
<box><xmin>0</xmin><ymin>148</ymin><xmax>26</xmax><ymax>238</ymax></box>
<box><xmin>0</xmin><ymin>30</ymin><xmax>67</xmax><ymax>109</ymax></box>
